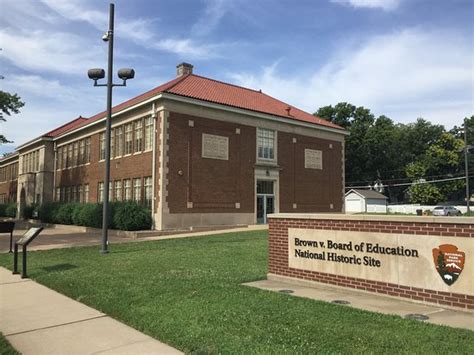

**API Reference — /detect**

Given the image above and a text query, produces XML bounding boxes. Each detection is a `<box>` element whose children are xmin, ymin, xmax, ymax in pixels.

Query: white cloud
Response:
<box><xmin>192</xmin><ymin>0</ymin><xmax>232</xmax><ymax>36</ymax></box>
<box><xmin>0</xmin><ymin>28</ymin><xmax>105</xmax><ymax>74</ymax></box>
<box><xmin>331</xmin><ymin>0</ymin><xmax>402</xmax><ymax>11</ymax></box>
<box><xmin>37</xmin><ymin>0</ymin><xmax>218</xmax><ymax>59</ymax></box>
<box><xmin>229</xmin><ymin>28</ymin><xmax>474</xmax><ymax>128</ymax></box>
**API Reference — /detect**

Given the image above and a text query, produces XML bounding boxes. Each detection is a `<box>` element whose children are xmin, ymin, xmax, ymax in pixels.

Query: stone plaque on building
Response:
<box><xmin>202</xmin><ymin>133</ymin><xmax>229</xmax><ymax>160</ymax></box>
<box><xmin>304</xmin><ymin>149</ymin><xmax>322</xmax><ymax>169</ymax></box>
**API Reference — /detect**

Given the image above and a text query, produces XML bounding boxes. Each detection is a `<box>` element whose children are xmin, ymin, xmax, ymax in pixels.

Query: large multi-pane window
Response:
<box><xmin>125</xmin><ymin>123</ymin><xmax>133</xmax><ymax>155</ymax></box>
<box><xmin>123</xmin><ymin>179</ymin><xmax>131</xmax><ymax>200</ymax></box>
<box><xmin>78</xmin><ymin>185</ymin><xmax>83</xmax><ymax>203</ymax></box>
<box><xmin>115</xmin><ymin>126</ymin><xmax>123</xmax><ymax>157</ymax></box>
<box><xmin>257</xmin><ymin>128</ymin><xmax>276</xmax><ymax>160</ymax></box>
<box><xmin>114</xmin><ymin>180</ymin><xmax>122</xmax><ymax>201</ymax></box>
<box><xmin>98</xmin><ymin>182</ymin><xmax>104</xmax><ymax>202</ymax></box>
<box><xmin>110</xmin><ymin>129</ymin><xmax>115</xmax><ymax>158</ymax></box>
<box><xmin>57</xmin><ymin>147</ymin><xmax>63</xmax><ymax>169</ymax></box>
<box><xmin>67</xmin><ymin>144</ymin><xmax>73</xmax><ymax>168</ymax></box>
<box><xmin>21</xmin><ymin>150</ymin><xmax>40</xmax><ymax>173</ymax></box>
<box><xmin>99</xmin><ymin>133</ymin><xmax>106</xmax><ymax>160</ymax></box>
<box><xmin>62</xmin><ymin>147</ymin><xmax>67</xmax><ymax>169</ymax></box>
<box><xmin>144</xmin><ymin>117</ymin><xmax>153</xmax><ymax>151</ymax></box>
<box><xmin>133</xmin><ymin>178</ymin><xmax>141</xmax><ymax>202</ymax></box>
<box><xmin>134</xmin><ymin>120</ymin><xmax>143</xmax><ymax>153</ymax></box>
<box><xmin>85</xmin><ymin>138</ymin><xmax>91</xmax><ymax>163</ymax></box>
<box><xmin>73</xmin><ymin>142</ymin><xmax>79</xmax><ymax>166</ymax></box>
<box><xmin>79</xmin><ymin>140</ymin><xmax>85</xmax><ymax>165</ymax></box>
<box><xmin>84</xmin><ymin>184</ymin><xmax>89</xmax><ymax>203</ymax></box>
<box><xmin>144</xmin><ymin>176</ymin><xmax>153</xmax><ymax>208</ymax></box>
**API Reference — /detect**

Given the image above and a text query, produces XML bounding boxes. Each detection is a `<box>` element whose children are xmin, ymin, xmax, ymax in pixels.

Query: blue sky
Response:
<box><xmin>1</xmin><ymin>0</ymin><xmax>473</xmax><ymax>154</ymax></box>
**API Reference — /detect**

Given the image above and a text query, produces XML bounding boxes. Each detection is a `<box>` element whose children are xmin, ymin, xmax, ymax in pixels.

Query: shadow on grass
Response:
<box><xmin>41</xmin><ymin>263</ymin><xmax>78</xmax><ymax>272</ymax></box>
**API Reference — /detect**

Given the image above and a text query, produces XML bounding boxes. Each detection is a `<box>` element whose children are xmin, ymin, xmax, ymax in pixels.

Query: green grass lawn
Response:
<box><xmin>0</xmin><ymin>230</ymin><xmax>473</xmax><ymax>353</ymax></box>
<box><xmin>0</xmin><ymin>333</ymin><xmax>19</xmax><ymax>355</ymax></box>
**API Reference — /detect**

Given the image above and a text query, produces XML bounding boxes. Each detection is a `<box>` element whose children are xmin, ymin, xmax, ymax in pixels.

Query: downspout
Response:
<box><xmin>151</xmin><ymin>102</ymin><xmax>157</xmax><ymax>229</ymax></box>
<box><xmin>53</xmin><ymin>142</ymin><xmax>57</xmax><ymax>202</ymax></box>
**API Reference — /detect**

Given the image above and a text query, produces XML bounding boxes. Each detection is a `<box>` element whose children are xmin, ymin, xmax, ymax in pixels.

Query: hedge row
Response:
<box><xmin>0</xmin><ymin>203</ymin><xmax>17</xmax><ymax>218</ymax></box>
<box><xmin>38</xmin><ymin>202</ymin><xmax>152</xmax><ymax>231</ymax></box>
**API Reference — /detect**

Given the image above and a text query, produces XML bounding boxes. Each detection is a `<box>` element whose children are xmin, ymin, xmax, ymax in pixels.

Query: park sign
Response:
<box><xmin>288</xmin><ymin>228</ymin><xmax>472</xmax><ymax>295</ymax></box>
<box><xmin>268</xmin><ymin>214</ymin><xmax>474</xmax><ymax>310</ymax></box>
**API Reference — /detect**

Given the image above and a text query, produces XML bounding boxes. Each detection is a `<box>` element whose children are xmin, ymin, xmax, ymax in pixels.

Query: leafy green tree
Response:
<box><xmin>406</xmin><ymin>162</ymin><xmax>443</xmax><ymax>204</ymax></box>
<box><xmin>0</xmin><ymin>90</ymin><xmax>25</xmax><ymax>144</ymax></box>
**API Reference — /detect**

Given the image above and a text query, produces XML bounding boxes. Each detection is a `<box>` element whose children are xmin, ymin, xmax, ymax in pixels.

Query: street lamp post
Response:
<box><xmin>88</xmin><ymin>3</ymin><xmax>135</xmax><ymax>254</ymax></box>
<box><xmin>464</xmin><ymin>118</ymin><xmax>470</xmax><ymax>215</ymax></box>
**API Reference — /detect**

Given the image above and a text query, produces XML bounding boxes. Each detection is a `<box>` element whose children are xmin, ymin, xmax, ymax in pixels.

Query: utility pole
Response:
<box><xmin>464</xmin><ymin>118</ymin><xmax>470</xmax><ymax>214</ymax></box>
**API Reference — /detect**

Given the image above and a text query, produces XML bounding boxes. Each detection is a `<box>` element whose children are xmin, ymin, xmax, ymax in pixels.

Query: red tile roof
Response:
<box><xmin>44</xmin><ymin>116</ymin><xmax>88</xmax><ymax>137</ymax></box>
<box><xmin>57</xmin><ymin>74</ymin><xmax>343</xmax><ymax>137</ymax></box>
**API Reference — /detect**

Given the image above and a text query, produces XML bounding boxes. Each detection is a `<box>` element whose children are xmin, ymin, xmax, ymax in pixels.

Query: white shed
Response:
<box><xmin>345</xmin><ymin>189</ymin><xmax>388</xmax><ymax>214</ymax></box>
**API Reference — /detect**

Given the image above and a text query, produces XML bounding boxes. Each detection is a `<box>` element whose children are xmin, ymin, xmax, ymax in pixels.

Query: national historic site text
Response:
<box><xmin>294</xmin><ymin>238</ymin><xmax>419</xmax><ymax>268</ymax></box>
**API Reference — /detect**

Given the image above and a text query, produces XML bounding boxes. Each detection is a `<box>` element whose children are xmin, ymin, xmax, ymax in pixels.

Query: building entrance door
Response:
<box><xmin>256</xmin><ymin>180</ymin><xmax>275</xmax><ymax>224</ymax></box>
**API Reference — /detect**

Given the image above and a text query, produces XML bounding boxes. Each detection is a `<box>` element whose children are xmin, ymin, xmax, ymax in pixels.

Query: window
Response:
<box><xmin>144</xmin><ymin>117</ymin><xmax>153</xmax><ymax>151</ymax></box>
<box><xmin>114</xmin><ymin>180</ymin><xmax>122</xmax><ymax>201</ymax></box>
<box><xmin>35</xmin><ymin>151</ymin><xmax>39</xmax><ymax>171</ymax></box>
<box><xmin>125</xmin><ymin>123</ymin><xmax>133</xmax><ymax>155</ymax></box>
<box><xmin>60</xmin><ymin>187</ymin><xmax>65</xmax><ymax>202</ymax></box>
<box><xmin>123</xmin><ymin>179</ymin><xmax>131</xmax><ymax>200</ymax></box>
<box><xmin>109</xmin><ymin>181</ymin><xmax>113</xmax><ymax>202</ymax></box>
<box><xmin>72</xmin><ymin>185</ymin><xmax>77</xmax><ymax>202</ymax></box>
<box><xmin>73</xmin><ymin>142</ymin><xmax>79</xmax><ymax>167</ymax></box>
<box><xmin>65</xmin><ymin>186</ymin><xmax>71</xmax><ymax>202</ymax></box>
<box><xmin>56</xmin><ymin>187</ymin><xmax>61</xmax><ymax>202</ymax></box>
<box><xmin>111</xmin><ymin>129</ymin><xmax>115</xmax><ymax>158</ymax></box>
<box><xmin>98</xmin><ymin>182</ymin><xmax>104</xmax><ymax>202</ymax></box>
<box><xmin>84</xmin><ymin>184</ymin><xmax>89</xmax><ymax>203</ymax></box>
<box><xmin>116</xmin><ymin>126</ymin><xmax>123</xmax><ymax>157</ymax></box>
<box><xmin>66</xmin><ymin>144</ymin><xmax>72</xmax><ymax>168</ymax></box>
<box><xmin>79</xmin><ymin>140</ymin><xmax>85</xmax><ymax>165</ymax></box>
<box><xmin>133</xmin><ymin>178</ymin><xmax>141</xmax><ymax>202</ymax></box>
<box><xmin>85</xmin><ymin>138</ymin><xmax>91</xmax><ymax>163</ymax></box>
<box><xmin>62</xmin><ymin>146</ymin><xmax>67</xmax><ymax>169</ymax></box>
<box><xmin>144</xmin><ymin>176</ymin><xmax>153</xmax><ymax>208</ymax></box>
<box><xmin>99</xmin><ymin>133</ymin><xmax>106</xmax><ymax>161</ymax></box>
<box><xmin>134</xmin><ymin>119</ymin><xmax>143</xmax><ymax>153</ymax></box>
<box><xmin>257</xmin><ymin>128</ymin><xmax>275</xmax><ymax>160</ymax></box>
<box><xmin>57</xmin><ymin>147</ymin><xmax>63</xmax><ymax>169</ymax></box>
<box><xmin>78</xmin><ymin>185</ymin><xmax>83</xmax><ymax>203</ymax></box>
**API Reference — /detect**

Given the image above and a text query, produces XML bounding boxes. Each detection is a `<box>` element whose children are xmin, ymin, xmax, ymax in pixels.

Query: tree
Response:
<box><xmin>405</xmin><ymin>132</ymin><xmax>464</xmax><ymax>204</ymax></box>
<box><xmin>0</xmin><ymin>90</ymin><xmax>25</xmax><ymax>144</ymax></box>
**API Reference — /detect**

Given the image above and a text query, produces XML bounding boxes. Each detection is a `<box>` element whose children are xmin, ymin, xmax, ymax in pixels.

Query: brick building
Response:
<box><xmin>0</xmin><ymin>63</ymin><xmax>347</xmax><ymax>229</ymax></box>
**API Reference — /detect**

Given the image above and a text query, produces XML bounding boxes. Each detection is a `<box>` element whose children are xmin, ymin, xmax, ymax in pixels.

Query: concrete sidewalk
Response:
<box><xmin>245</xmin><ymin>277</ymin><xmax>474</xmax><ymax>331</ymax></box>
<box><xmin>0</xmin><ymin>267</ymin><xmax>182</xmax><ymax>355</ymax></box>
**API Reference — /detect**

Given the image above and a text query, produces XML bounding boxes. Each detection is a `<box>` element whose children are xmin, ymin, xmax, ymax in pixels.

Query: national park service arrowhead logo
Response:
<box><xmin>432</xmin><ymin>244</ymin><xmax>465</xmax><ymax>286</ymax></box>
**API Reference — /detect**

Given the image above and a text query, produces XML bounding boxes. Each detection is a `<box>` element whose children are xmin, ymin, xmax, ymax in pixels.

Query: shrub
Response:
<box><xmin>37</xmin><ymin>202</ymin><xmax>61</xmax><ymax>223</ymax></box>
<box><xmin>113</xmin><ymin>202</ymin><xmax>152</xmax><ymax>231</ymax></box>
<box><xmin>0</xmin><ymin>204</ymin><xmax>6</xmax><ymax>217</ymax></box>
<box><xmin>55</xmin><ymin>203</ymin><xmax>77</xmax><ymax>225</ymax></box>
<box><xmin>4</xmin><ymin>203</ymin><xmax>17</xmax><ymax>218</ymax></box>
<box><xmin>23</xmin><ymin>205</ymin><xmax>35</xmax><ymax>219</ymax></box>
<box><xmin>75</xmin><ymin>203</ymin><xmax>103</xmax><ymax>228</ymax></box>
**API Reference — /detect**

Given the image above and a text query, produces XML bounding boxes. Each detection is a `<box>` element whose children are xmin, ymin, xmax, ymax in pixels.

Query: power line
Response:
<box><xmin>346</xmin><ymin>175</ymin><xmax>474</xmax><ymax>190</ymax></box>
<box><xmin>346</xmin><ymin>172</ymin><xmax>467</xmax><ymax>185</ymax></box>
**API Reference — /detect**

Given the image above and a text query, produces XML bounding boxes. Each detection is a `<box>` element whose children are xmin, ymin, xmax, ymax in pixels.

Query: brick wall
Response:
<box><xmin>167</xmin><ymin>112</ymin><xmax>256</xmax><ymax>214</ymax></box>
<box><xmin>278</xmin><ymin>133</ymin><xmax>343</xmax><ymax>213</ymax></box>
<box><xmin>269</xmin><ymin>217</ymin><xmax>474</xmax><ymax>310</ymax></box>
